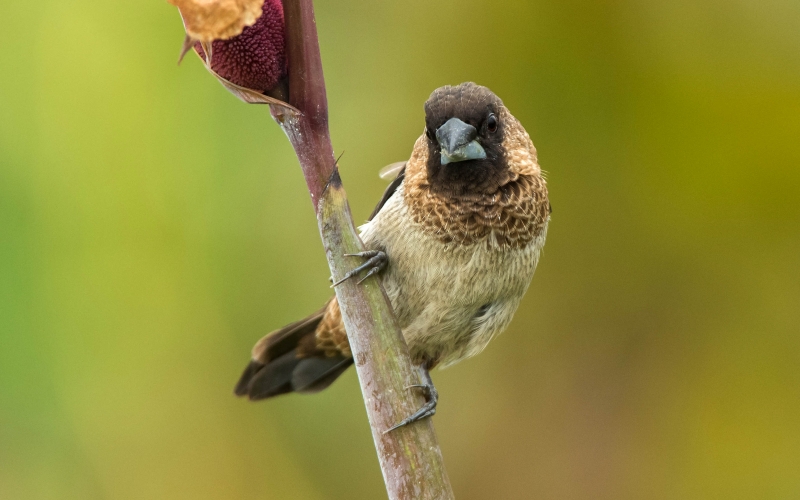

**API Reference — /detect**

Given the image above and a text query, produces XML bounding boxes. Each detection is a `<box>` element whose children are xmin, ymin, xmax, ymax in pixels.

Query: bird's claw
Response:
<box><xmin>331</xmin><ymin>250</ymin><xmax>387</xmax><ymax>287</ymax></box>
<box><xmin>385</xmin><ymin>381</ymin><xmax>438</xmax><ymax>433</ymax></box>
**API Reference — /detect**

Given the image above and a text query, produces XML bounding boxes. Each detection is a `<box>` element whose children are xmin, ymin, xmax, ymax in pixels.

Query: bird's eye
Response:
<box><xmin>486</xmin><ymin>114</ymin><xmax>498</xmax><ymax>133</ymax></box>
<box><xmin>425</xmin><ymin>127</ymin><xmax>435</xmax><ymax>140</ymax></box>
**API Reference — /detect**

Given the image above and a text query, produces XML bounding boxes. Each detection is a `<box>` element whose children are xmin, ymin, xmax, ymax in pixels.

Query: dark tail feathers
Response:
<box><xmin>234</xmin><ymin>307</ymin><xmax>353</xmax><ymax>400</ymax></box>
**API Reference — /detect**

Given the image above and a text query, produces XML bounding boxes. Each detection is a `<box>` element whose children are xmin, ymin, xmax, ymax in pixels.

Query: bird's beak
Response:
<box><xmin>436</xmin><ymin>118</ymin><xmax>487</xmax><ymax>165</ymax></box>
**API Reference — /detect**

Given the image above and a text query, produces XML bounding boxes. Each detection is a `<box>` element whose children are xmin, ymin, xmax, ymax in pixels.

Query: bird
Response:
<box><xmin>234</xmin><ymin>82</ymin><xmax>550</xmax><ymax>430</ymax></box>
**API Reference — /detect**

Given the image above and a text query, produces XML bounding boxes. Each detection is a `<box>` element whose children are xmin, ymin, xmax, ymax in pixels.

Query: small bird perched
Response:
<box><xmin>235</xmin><ymin>82</ymin><xmax>550</xmax><ymax>429</ymax></box>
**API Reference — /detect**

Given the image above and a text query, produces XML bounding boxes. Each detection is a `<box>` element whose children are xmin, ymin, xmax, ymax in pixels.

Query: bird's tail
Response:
<box><xmin>234</xmin><ymin>305</ymin><xmax>353</xmax><ymax>400</ymax></box>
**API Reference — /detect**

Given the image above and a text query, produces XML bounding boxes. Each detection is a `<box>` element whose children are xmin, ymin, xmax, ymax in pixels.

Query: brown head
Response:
<box><xmin>408</xmin><ymin>82</ymin><xmax>540</xmax><ymax>198</ymax></box>
<box><xmin>403</xmin><ymin>83</ymin><xmax>548</xmax><ymax>248</ymax></box>
<box><xmin>403</xmin><ymin>82</ymin><xmax>550</xmax><ymax>248</ymax></box>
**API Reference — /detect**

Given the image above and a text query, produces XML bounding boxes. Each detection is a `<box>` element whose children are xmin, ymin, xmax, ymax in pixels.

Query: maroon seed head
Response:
<box><xmin>196</xmin><ymin>0</ymin><xmax>287</xmax><ymax>92</ymax></box>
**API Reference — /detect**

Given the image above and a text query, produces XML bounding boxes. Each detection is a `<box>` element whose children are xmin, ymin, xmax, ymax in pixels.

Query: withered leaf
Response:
<box><xmin>169</xmin><ymin>0</ymin><xmax>265</xmax><ymax>42</ymax></box>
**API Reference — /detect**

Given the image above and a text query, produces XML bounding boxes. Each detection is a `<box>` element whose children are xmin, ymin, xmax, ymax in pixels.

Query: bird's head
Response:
<box><xmin>416</xmin><ymin>82</ymin><xmax>539</xmax><ymax>197</ymax></box>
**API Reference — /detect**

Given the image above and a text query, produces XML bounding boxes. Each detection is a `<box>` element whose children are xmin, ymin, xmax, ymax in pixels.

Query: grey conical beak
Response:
<box><xmin>435</xmin><ymin>118</ymin><xmax>487</xmax><ymax>165</ymax></box>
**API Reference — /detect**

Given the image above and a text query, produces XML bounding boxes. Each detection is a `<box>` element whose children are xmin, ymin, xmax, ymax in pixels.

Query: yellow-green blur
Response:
<box><xmin>1</xmin><ymin>1</ymin><xmax>798</xmax><ymax>498</ymax></box>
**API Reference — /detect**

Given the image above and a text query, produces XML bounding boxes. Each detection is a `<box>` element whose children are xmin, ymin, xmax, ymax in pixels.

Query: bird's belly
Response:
<box><xmin>368</xmin><ymin>220</ymin><xmax>544</xmax><ymax>367</ymax></box>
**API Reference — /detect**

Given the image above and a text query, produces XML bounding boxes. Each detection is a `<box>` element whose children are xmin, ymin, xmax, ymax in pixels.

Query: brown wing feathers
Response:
<box><xmin>234</xmin><ymin>299</ymin><xmax>353</xmax><ymax>400</ymax></box>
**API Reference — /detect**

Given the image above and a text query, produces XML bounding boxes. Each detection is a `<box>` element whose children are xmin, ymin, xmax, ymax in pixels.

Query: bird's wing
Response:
<box><xmin>368</xmin><ymin>164</ymin><xmax>406</xmax><ymax>221</ymax></box>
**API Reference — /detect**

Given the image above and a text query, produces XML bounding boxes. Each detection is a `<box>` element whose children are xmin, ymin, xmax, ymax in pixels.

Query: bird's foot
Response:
<box><xmin>385</xmin><ymin>379</ymin><xmax>438</xmax><ymax>433</ymax></box>
<box><xmin>331</xmin><ymin>250</ymin><xmax>387</xmax><ymax>287</ymax></box>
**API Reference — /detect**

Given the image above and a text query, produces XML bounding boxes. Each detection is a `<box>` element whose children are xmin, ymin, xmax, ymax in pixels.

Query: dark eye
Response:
<box><xmin>425</xmin><ymin>126</ymin><xmax>435</xmax><ymax>140</ymax></box>
<box><xmin>486</xmin><ymin>114</ymin><xmax>498</xmax><ymax>133</ymax></box>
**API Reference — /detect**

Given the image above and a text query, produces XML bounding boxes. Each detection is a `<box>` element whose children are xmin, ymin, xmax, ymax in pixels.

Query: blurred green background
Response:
<box><xmin>1</xmin><ymin>0</ymin><xmax>799</xmax><ymax>498</ymax></box>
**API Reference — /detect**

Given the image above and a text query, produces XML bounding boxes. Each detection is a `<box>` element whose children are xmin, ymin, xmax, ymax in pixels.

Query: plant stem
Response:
<box><xmin>270</xmin><ymin>0</ymin><xmax>455</xmax><ymax>498</ymax></box>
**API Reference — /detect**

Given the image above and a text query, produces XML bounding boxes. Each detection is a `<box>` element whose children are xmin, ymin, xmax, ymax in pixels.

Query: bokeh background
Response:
<box><xmin>1</xmin><ymin>0</ymin><xmax>799</xmax><ymax>498</ymax></box>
